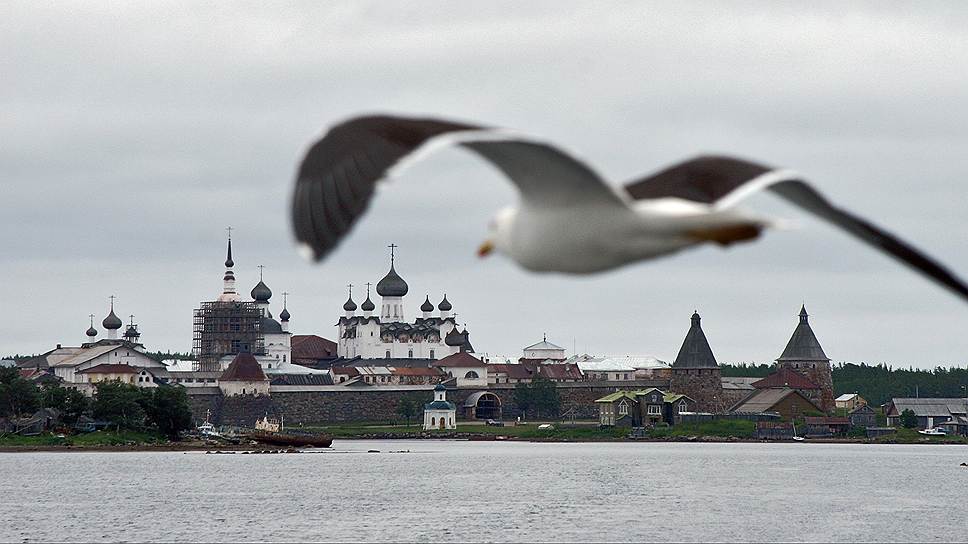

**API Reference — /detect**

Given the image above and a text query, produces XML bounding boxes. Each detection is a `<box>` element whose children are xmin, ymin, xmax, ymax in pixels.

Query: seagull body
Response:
<box><xmin>291</xmin><ymin>114</ymin><xmax>968</xmax><ymax>302</ymax></box>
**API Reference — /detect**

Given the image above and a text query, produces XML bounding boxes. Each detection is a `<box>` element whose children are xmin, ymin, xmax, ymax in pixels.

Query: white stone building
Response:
<box><xmin>423</xmin><ymin>384</ymin><xmax>457</xmax><ymax>430</ymax></box>
<box><xmin>337</xmin><ymin>250</ymin><xmax>474</xmax><ymax>360</ymax></box>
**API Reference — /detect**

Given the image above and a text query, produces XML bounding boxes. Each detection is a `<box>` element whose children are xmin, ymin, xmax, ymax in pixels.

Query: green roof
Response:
<box><xmin>663</xmin><ymin>393</ymin><xmax>686</xmax><ymax>402</ymax></box>
<box><xmin>595</xmin><ymin>391</ymin><xmax>638</xmax><ymax>403</ymax></box>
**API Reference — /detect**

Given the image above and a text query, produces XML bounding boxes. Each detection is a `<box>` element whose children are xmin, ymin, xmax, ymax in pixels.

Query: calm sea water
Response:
<box><xmin>2</xmin><ymin>440</ymin><xmax>966</xmax><ymax>543</ymax></box>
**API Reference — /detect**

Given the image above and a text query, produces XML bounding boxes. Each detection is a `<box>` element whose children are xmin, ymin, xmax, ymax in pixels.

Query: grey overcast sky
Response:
<box><xmin>3</xmin><ymin>2</ymin><xmax>967</xmax><ymax>366</ymax></box>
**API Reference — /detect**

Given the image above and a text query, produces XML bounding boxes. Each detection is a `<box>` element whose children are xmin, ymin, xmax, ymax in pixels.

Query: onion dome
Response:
<box><xmin>280</xmin><ymin>307</ymin><xmax>291</xmax><ymax>322</ymax></box>
<box><xmin>376</xmin><ymin>264</ymin><xmax>408</xmax><ymax>297</ymax></box>
<box><xmin>225</xmin><ymin>238</ymin><xmax>234</xmax><ymax>268</ymax></box>
<box><xmin>261</xmin><ymin>316</ymin><xmax>283</xmax><ymax>334</ymax></box>
<box><xmin>445</xmin><ymin>327</ymin><xmax>464</xmax><ymax>346</ymax></box>
<box><xmin>251</xmin><ymin>280</ymin><xmax>272</xmax><ymax>302</ymax></box>
<box><xmin>86</xmin><ymin>325</ymin><xmax>98</xmax><ymax>338</ymax></box>
<box><xmin>361</xmin><ymin>294</ymin><xmax>375</xmax><ymax>312</ymax></box>
<box><xmin>438</xmin><ymin>295</ymin><xmax>452</xmax><ymax>312</ymax></box>
<box><xmin>421</xmin><ymin>296</ymin><xmax>434</xmax><ymax>312</ymax></box>
<box><xmin>102</xmin><ymin>309</ymin><xmax>122</xmax><ymax>330</ymax></box>
<box><xmin>343</xmin><ymin>295</ymin><xmax>357</xmax><ymax>312</ymax></box>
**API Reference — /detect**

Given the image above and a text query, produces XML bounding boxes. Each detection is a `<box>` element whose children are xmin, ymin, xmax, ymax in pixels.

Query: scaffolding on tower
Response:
<box><xmin>192</xmin><ymin>301</ymin><xmax>264</xmax><ymax>372</ymax></box>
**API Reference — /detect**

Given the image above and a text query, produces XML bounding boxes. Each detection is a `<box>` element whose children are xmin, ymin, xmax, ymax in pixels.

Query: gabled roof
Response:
<box><xmin>673</xmin><ymin>312</ymin><xmax>718</xmax><ymax>368</ymax></box>
<box><xmin>752</xmin><ymin>367</ymin><xmax>820</xmax><ymax>390</ymax></box>
<box><xmin>835</xmin><ymin>393</ymin><xmax>860</xmax><ymax>402</ymax></box>
<box><xmin>595</xmin><ymin>391</ymin><xmax>640</xmax><ymax>403</ymax></box>
<box><xmin>777</xmin><ymin>305</ymin><xmax>829</xmax><ymax>362</ymax></box>
<box><xmin>523</xmin><ymin>339</ymin><xmax>564</xmax><ymax>351</ymax></box>
<box><xmin>219</xmin><ymin>353</ymin><xmax>268</xmax><ymax>382</ymax></box>
<box><xmin>730</xmin><ymin>388</ymin><xmax>820</xmax><ymax>413</ymax></box>
<box><xmin>433</xmin><ymin>352</ymin><xmax>485</xmax><ymax>368</ymax></box>
<box><xmin>888</xmin><ymin>398</ymin><xmax>968</xmax><ymax>417</ymax></box>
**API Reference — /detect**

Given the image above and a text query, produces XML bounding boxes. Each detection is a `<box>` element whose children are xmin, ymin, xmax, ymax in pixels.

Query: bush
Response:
<box><xmin>0</xmin><ymin>367</ymin><xmax>41</xmax><ymax>417</ymax></box>
<box><xmin>900</xmin><ymin>409</ymin><xmax>918</xmax><ymax>428</ymax></box>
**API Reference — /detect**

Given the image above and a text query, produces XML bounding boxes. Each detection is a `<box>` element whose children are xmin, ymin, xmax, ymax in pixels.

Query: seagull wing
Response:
<box><xmin>292</xmin><ymin>114</ymin><xmax>626</xmax><ymax>261</ymax></box>
<box><xmin>624</xmin><ymin>155</ymin><xmax>968</xmax><ymax>303</ymax></box>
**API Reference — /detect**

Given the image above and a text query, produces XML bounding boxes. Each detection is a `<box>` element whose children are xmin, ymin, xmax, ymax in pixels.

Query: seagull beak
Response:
<box><xmin>477</xmin><ymin>239</ymin><xmax>494</xmax><ymax>258</ymax></box>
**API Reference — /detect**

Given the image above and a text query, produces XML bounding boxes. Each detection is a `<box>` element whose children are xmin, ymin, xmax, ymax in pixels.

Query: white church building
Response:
<box><xmin>337</xmin><ymin>247</ymin><xmax>474</xmax><ymax>360</ymax></box>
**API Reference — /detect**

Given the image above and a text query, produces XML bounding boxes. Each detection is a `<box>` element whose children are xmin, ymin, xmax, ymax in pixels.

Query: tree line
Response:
<box><xmin>0</xmin><ymin>367</ymin><xmax>194</xmax><ymax>440</ymax></box>
<box><xmin>720</xmin><ymin>362</ymin><xmax>968</xmax><ymax>406</ymax></box>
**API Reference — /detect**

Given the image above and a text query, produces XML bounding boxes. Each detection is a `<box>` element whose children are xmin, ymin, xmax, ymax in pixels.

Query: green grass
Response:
<box><xmin>648</xmin><ymin>419</ymin><xmax>757</xmax><ymax>439</ymax></box>
<box><xmin>872</xmin><ymin>427</ymin><xmax>968</xmax><ymax>444</ymax></box>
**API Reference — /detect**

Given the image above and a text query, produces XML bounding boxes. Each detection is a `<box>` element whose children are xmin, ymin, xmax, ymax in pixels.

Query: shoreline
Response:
<box><xmin>3</xmin><ymin>434</ymin><xmax>966</xmax><ymax>452</ymax></box>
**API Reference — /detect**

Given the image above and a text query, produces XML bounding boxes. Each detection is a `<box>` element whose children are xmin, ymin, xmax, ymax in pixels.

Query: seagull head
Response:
<box><xmin>478</xmin><ymin>206</ymin><xmax>516</xmax><ymax>258</ymax></box>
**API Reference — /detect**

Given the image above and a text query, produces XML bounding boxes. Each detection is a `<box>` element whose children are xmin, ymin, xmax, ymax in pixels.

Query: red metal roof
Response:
<box><xmin>77</xmin><ymin>364</ymin><xmax>141</xmax><ymax>374</ymax></box>
<box><xmin>219</xmin><ymin>353</ymin><xmax>268</xmax><ymax>382</ymax></box>
<box><xmin>487</xmin><ymin>363</ymin><xmax>534</xmax><ymax>380</ymax></box>
<box><xmin>432</xmin><ymin>352</ymin><xmax>485</xmax><ymax>368</ymax></box>
<box><xmin>752</xmin><ymin>367</ymin><xmax>820</xmax><ymax>390</ymax></box>
<box><xmin>330</xmin><ymin>367</ymin><xmax>360</xmax><ymax>376</ymax></box>
<box><xmin>291</xmin><ymin>335</ymin><xmax>338</xmax><ymax>359</ymax></box>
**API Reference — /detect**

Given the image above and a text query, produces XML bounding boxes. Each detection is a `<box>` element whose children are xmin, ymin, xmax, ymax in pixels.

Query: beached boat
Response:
<box><xmin>918</xmin><ymin>427</ymin><xmax>947</xmax><ymax>436</ymax></box>
<box><xmin>248</xmin><ymin>416</ymin><xmax>333</xmax><ymax>448</ymax></box>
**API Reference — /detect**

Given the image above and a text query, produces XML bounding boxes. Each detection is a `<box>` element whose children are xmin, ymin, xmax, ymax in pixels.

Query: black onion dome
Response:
<box><xmin>261</xmin><ymin>316</ymin><xmax>283</xmax><ymax>334</ymax></box>
<box><xmin>102</xmin><ymin>310</ymin><xmax>122</xmax><ymax>330</ymax></box>
<box><xmin>225</xmin><ymin>239</ymin><xmax>234</xmax><ymax>268</ymax></box>
<box><xmin>251</xmin><ymin>280</ymin><xmax>272</xmax><ymax>302</ymax></box>
<box><xmin>86</xmin><ymin>325</ymin><xmax>98</xmax><ymax>337</ymax></box>
<box><xmin>445</xmin><ymin>327</ymin><xmax>464</xmax><ymax>346</ymax></box>
<box><xmin>361</xmin><ymin>295</ymin><xmax>375</xmax><ymax>312</ymax></box>
<box><xmin>421</xmin><ymin>296</ymin><xmax>434</xmax><ymax>312</ymax></box>
<box><xmin>438</xmin><ymin>295</ymin><xmax>452</xmax><ymax>312</ymax></box>
<box><xmin>343</xmin><ymin>296</ymin><xmax>357</xmax><ymax>312</ymax></box>
<box><xmin>280</xmin><ymin>307</ymin><xmax>291</xmax><ymax>321</ymax></box>
<box><xmin>376</xmin><ymin>265</ymin><xmax>408</xmax><ymax>297</ymax></box>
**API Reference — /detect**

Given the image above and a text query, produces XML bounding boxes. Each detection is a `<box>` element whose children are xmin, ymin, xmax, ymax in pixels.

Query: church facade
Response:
<box><xmin>337</xmin><ymin>249</ymin><xmax>473</xmax><ymax>360</ymax></box>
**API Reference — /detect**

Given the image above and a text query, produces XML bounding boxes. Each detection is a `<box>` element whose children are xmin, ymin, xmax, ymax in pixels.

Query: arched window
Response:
<box><xmin>431</xmin><ymin>417</ymin><xmax>436</xmax><ymax>426</ymax></box>
<box><xmin>386</xmin><ymin>350</ymin><xmax>391</xmax><ymax>358</ymax></box>
<box><xmin>679</xmin><ymin>401</ymin><xmax>687</xmax><ymax>413</ymax></box>
<box><xmin>408</xmin><ymin>349</ymin><xmax>413</xmax><ymax>358</ymax></box>
<box><xmin>464</xmin><ymin>370</ymin><xmax>479</xmax><ymax>379</ymax></box>
<box><xmin>430</xmin><ymin>349</ymin><xmax>435</xmax><ymax>359</ymax></box>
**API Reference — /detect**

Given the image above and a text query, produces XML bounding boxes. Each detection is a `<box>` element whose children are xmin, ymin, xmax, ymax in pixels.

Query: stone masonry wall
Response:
<box><xmin>188</xmin><ymin>380</ymin><xmax>670</xmax><ymax>425</ymax></box>
<box><xmin>670</xmin><ymin>368</ymin><xmax>724</xmax><ymax>412</ymax></box>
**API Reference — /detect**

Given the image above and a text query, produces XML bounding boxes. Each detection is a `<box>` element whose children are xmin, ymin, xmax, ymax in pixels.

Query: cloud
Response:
<box><xmin>2</xmin><ymin>2</ymin><xmax>966</xmax><ymax>366</ymax></box>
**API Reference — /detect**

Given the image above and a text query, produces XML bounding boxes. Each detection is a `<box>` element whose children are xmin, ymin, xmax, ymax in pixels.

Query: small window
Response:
<box><xmin>678</xmin><ymin>401</ymin><xmax>687</xmax><ymax>413</ymax></box>
<box><xmin>430</xmin><ymin>349</ymin><xmax>435</xmax><ymax>359</ymax></box>
<box><xmin>648</xmin><ymin>405</ymin><xmax>661</xmax><ymax>415</ymax></box>
<box><xmin>386</xmin><ymin>350</ymin><xmax>391</xmax><ymax>358</ymax></box>
<box><xmin>408</xmin><ymin>349</ymin><xmax>413</xmax><ymax>358</ymax></box>
<box><xmin>618</xmin><ymin>402</ymin><xmax>628</xmax><ymax>415</ymax></box>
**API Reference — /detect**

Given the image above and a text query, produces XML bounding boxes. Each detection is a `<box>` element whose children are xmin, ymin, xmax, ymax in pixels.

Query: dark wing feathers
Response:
<box><xmin>624</xmin><ymin>155</ymin><xmax>968</xmax><ymax>303</ymax></box>
<box><xmin>292</xmin><ymin>115</ymin><xmax>481</xmax><ymax>260</ymax></box>
<box><xmin>624</xmin><ymin>155</ymin><xmax>772</xmax><ymax>203</ymax></box>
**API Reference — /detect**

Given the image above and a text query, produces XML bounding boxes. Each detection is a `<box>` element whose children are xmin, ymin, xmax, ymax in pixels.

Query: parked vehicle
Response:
<box><xmin>485</xmin><ymin>419</ymin><xmax>504</xmax><ymax>427</ymax></box>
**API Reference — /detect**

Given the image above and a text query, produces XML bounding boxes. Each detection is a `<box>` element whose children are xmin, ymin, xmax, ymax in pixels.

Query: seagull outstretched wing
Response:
<box><xmin>624</xmin><ymin>155</ymin><xmax>968</xmax><ymax>302</ymax></box>
<box><xmin>292</xmin><ymin>114</ymin><xmax>627</xmax><ymax>261</ymax></box>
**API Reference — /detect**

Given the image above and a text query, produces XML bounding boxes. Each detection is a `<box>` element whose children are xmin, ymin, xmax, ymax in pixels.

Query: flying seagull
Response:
<box><xmin>291</xmin><ymin>114</ymin><xmax>968</xmax><ymax>303</ymax></box>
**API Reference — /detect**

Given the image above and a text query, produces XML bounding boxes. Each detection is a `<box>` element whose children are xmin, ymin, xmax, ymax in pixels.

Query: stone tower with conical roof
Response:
<box><xmin>776</xmin><ymin>305</ymin><xmax>834</xmax><ymax>413</ymax></box>
<box><xmin>669</xmin><ymin>311</ymin><xmax>724</xmax><ymax>412</ymax></box>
